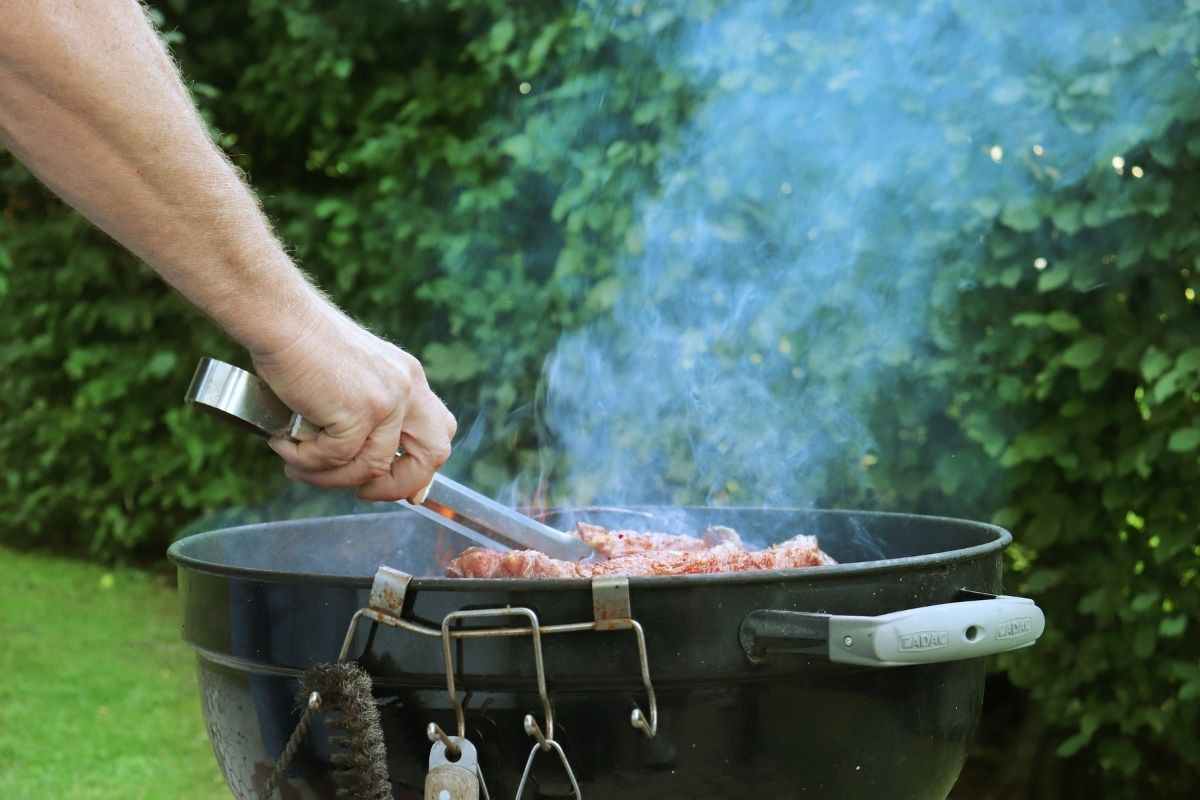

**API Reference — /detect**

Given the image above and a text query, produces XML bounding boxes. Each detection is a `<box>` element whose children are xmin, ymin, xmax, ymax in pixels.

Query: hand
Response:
<box><xmin>251</xmin><ymin>302</ymin><xmax>457</xmax><ymax>502</ymax></box>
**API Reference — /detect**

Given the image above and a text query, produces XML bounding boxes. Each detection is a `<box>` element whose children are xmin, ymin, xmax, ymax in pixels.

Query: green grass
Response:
<box><xmin>0</xmin><ymin>547</ymin><xmax>227</xmax><ymax>799</ymax></box>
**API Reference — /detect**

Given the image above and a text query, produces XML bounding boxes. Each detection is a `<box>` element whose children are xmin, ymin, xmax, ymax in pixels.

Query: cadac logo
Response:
<box><xmin>899</xmin><ymin>630</ymin><xmax>948</xmax><ymax>651</ymax></box>
<box><xmin>996</xmin><ymin>617</ymin><xmax>1033</xmax><ymax>640</ymax></box>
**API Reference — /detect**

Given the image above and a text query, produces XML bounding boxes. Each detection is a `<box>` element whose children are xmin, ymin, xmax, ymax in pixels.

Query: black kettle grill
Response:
<box><xmin>169</xmin><ymin>505</ymin><xmax>1044</xmax><ymax>799</ymax></box>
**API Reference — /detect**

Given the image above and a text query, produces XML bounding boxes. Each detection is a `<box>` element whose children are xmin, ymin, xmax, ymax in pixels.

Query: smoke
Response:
<box><xmin>531</xmin><ymin>0</ymin><xmax>1193</xmax><ymax>509</ymax></box>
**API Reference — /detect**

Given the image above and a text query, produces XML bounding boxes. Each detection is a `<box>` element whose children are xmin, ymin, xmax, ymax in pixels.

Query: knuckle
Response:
<box><xmin>395</xmin><ymin>350</ymin><xmax>427</xmax><ymax>385</ymax></box>
<box><xmin>428</xmin><ymin>443</ymin><xmax>452</xmax><ymax>468</ymax></box>
<box><xmin>362</xmin><ymin>390</ymin><xmax>395</xmax><ymax>422</ymax></box>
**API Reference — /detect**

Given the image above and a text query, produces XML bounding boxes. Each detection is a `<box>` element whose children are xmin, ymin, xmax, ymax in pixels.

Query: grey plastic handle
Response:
<box><xmin>739</xmin><ymin>592</ymin><xmax>1045</xmax><ymax>668</ymax></box>
<box><xmin>832</xmin><ymin>594</ymin><xmax>1045</xmax><ymax>667</ymax></box>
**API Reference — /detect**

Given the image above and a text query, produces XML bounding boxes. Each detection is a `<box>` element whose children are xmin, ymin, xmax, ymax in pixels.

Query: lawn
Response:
<box><xmin>0</xmin><ymin>547</ymin><xmax>227</xmax><ymax>799</ymax></box>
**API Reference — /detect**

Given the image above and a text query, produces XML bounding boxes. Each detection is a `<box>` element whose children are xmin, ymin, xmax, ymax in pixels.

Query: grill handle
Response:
<box><xmin>739</xmin><ymin>590</ymin><xmax>1045</xmax><ymax>667</ymax></box>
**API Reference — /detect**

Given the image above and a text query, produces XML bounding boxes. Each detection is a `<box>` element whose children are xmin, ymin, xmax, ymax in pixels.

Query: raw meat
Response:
<box><xmin>445</xmin><ymin>522</ymin><xmax>835</xmax><ymax>579</ymax></box>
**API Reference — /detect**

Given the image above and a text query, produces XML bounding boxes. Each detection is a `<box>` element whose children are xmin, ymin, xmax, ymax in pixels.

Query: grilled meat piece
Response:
<box><xmin>575</xmin><ymin>521</ymin><xmax>743</xmax><ymax>558</ymax></box>
<box><xmin>444</xmin><ymin>547</ymin><xmax>588</xmax><ymax>579</ymax></box>
<box><xmin>589</xmin><ymin>534</ymin><xmax>834</xmax><ymax>576</ymax></box>
<box><xmin>445</xmin><ymin>524</ymin><xmax>834</xmax><ymax>579</ymax></box>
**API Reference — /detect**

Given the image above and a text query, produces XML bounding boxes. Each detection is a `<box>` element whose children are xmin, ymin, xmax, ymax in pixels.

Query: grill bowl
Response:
<box><xmin>170</xmin><ymin>507</ymin><xmax>1012</xmax><ymax>799</ymax></box>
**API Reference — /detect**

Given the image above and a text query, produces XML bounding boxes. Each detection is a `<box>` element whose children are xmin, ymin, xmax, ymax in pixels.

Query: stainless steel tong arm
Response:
<box><xmin>185</xmin><ymin>357</ymin><xmax>592</xmax><ymax>560</ymax></box>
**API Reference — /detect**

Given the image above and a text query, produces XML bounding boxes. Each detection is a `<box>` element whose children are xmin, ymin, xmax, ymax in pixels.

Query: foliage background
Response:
<box><xmin>1</xmin><ymin>1</ymin><xmax>1197</xmax><ymax>797</ymax></box>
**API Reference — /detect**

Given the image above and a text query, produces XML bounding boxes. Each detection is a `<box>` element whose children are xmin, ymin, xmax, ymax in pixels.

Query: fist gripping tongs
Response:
<box><xmin>184</xmin><ymin>357</ymin><xmax>592</xmax><ymax>560</ymax></box>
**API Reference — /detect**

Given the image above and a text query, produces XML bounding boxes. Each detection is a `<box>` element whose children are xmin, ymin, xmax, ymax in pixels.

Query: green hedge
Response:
<box><xmin>1</xmin><ymin>1</ymin><xmax>1197</xmax><ymax>795</ymax></box>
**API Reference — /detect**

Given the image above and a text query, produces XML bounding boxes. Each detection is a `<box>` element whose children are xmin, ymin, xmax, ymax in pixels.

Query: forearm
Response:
<box><xmin>0</xmin><ymin>0</ymin><xmax>322</xmax><ymax>355</ymax></box>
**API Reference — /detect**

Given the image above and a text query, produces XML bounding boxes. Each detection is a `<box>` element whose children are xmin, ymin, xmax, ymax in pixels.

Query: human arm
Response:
<box><xmin>0</xmin><ymin>1</ymin><xmax>454</xmax><ymax>499</ymax></box>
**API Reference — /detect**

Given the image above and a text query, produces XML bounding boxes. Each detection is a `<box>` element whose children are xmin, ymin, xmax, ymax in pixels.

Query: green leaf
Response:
<box><xmin>992</xmin><ymin>506</ymin><xmax>1022</xmax><ymax>529</ymax></box>
<box><xmin>1150</xmin><ymin>141</ymin><xmax>1177</xmax><ymax>166</ymax></box>
<box><xmin>1159</xmin><ymin>615</ymin><xmax>1188</xmax><ymax>637</ymax></box>
<box><xmin>1000</xmin><ymin>203</ymin><xmax>1041</xmax><ymax>232</ymax></box>
<box><xmin>1062</xmin><ymin>337</ymin><xmax>1105</xmax><ymax>369</ymax></box>
<box><xmin>1133</xmin><ymin>624</ymin><xmax>1157</xmax><ymax>659</ymax></box>
<box><xmin>422</xmin><ymin>342</ymin><xmax>484</xmax><ymax>384</ymax></box>
<box><xmin>1022</xmin><ymin>568</ymin><xmax>1064</xmax><ymax>593</ymax></box>
<box><xmin>1057</xmin><ymin>730</ymin><xmax>1093</xmax><ymax>758</ymax></box>
<box><xmin>1176</xmin><ymin>347</ymin><xmax>1200</xmax><ymax>374</ymax></box>
<box><xmin>1141</xmin><ymin>347</ymin><xmax>1172</xmax><ymax>381</ymax></box>
<box><xmin>1153</xmin><ymin>368</ymin><xmax>1189</xmax><ymax>404</ymax></box>
<box><xmin>1045</xmin><ymin>311</ymin><xmax>1081</xmax><ymax>332</ymax></box>
<box><xmin>998</xmin><ymin>265</ymin><xmax>1023</xmax><ymax>288</ymax></box>
<box><xmin>490</xmin><ymin>18</ymin><xmax>515</xmax><ymax>52</ymax></box>
<box><xmin>499</xmin><ymin>134</ymin><xmax>533</xmax><ymax>164</ymax></box>
<box><xmin>584</xmin><ymin>277</ymin><xmax>621</xmax><ymax>313</ymax></box>
<box><xmin>143</xmin><ymin>351</ymin><xmax>177</xmax><ymax>379</ymax></box>
<box><xmin>1082</xmin><ymin>202</ymin><xmax>1107</xmax><ymax>227</ymax></box>
<box><xmin>314</xmin><ymin>198</ymin><xmax>342</xmax><ymax>219</ymax></box>
<box><xmin>1131</xmin><ymin>591</ymin><xmax>1160</xmax><ymax>612</ymax></box>
<box><xmin>1167</xmin><ymin>428</ymin><xmax>1200</xmax><ymax>452</ymax></box>
<box><xmin>1037</xmin><ymin>267</ymin><xmax>1071</xmax><ymax>292</ymax></box>
<box><xmin>1050</xmin><ymin>202</ymin><xmax>1083</xmax><ymax>234</ymax></box>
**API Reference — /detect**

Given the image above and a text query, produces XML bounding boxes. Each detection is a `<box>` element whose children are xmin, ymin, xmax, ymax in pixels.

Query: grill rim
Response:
<box><xmin>167</xmin><ymin>507</ymin><xmax>1011</xmax><ymax>590</ymax></box>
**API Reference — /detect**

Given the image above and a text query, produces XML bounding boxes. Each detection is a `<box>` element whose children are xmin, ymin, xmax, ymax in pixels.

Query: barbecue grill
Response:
<box><xmin>169</xmin><ymin>505</ymin><xmax>1044</xmax><ymax>799</ymax></box>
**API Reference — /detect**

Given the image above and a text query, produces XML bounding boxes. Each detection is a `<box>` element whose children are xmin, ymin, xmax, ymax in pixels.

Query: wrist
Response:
<box><xmin>211</xmin><ymin>251</ymin><xmax>331</xmax><ymax>359</ymax></box>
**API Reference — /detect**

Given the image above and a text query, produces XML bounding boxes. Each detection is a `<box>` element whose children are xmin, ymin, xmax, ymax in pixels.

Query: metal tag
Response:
<box><xmin>425</xmin><ymin>737</ymin><xmax>480</xmax><ymax>800</ymax></box>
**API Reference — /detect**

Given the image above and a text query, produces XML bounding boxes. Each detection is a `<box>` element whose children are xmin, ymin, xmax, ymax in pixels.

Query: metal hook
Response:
<box><xmin>514</xmin><ymin>739</ymin><xmax>581</xmax><ymax>800</ymax></box>
<box><xmin>523</xmin><ymin>714</ymin><xmax>551</xmax><ymax>752</ymax></box>
<box><xmin>440</xmin><ymin>607</ymin><xmax>555</xmax><ymax>741</ymax></box>
<box><xmin>628</xmin><ymin>621</ymin><xmax>658</xmax><ymax>738</ymax></box>
<box><xmin>426</xmin><ymin>722</ymin><xmax>461</xmax><ymax>760</ymax></box>
<box><xmin>590</xmin><ymin>578</ymin><xmax>658</xmax><ymax>739</ymax></box>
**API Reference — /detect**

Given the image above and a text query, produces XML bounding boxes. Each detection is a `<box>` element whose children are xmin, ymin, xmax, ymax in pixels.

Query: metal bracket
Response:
<box><xmin>588</xmin><ymin>576</ymin><xmax>657</xmax><ymax>739</ymax></box>
<box><xmin>591</xmin><ymin>576</ymin><xmax>632</xmax><ymax>631</ymax></box>
<box><xmin>367</xmin><ymin>566</ymin><xmax>412</xmax><ymax>624</ymax></box>
<box><xmin>338</xmin><ymin>567</ymin><xmax>415</xmax><ymax>660</ymax></box>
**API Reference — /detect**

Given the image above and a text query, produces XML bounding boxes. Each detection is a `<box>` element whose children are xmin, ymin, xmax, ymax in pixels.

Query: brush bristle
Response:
<box><xmin>301</xmin><ymin>662</ymin><xmax>391</xmax><ymax>799</ymax></box>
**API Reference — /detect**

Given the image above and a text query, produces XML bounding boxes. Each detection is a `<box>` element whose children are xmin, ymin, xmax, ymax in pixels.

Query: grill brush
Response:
<box><xmin>264</xmin><ymin>662</ymin><xmax>390</xmax><ymax>800</ymax></box>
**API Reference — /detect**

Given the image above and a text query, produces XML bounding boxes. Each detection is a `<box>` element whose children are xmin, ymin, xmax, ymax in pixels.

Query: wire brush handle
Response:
<box><xmin>262</xmin><ymin>662</ymin><xmax>392</xmax><ymax>800</ymax></box>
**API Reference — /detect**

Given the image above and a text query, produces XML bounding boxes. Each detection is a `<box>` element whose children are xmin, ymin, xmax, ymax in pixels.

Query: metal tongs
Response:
<box><xmin>185</xmin><ymin>357</ymin><xmax>592</xmax><ymax>560</ymax></box>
